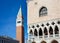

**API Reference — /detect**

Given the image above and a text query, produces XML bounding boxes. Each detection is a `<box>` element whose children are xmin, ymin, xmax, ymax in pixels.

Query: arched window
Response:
<box><xmin>51</xmin><ymin>40</ymin><xmax>58</xmax><ymax>43</ymax></box>
<box><xmin>39</xmin><ymin>28</ymin><xmax>43</xmax><ymax>36</ymax></box>
<box><xmin>39</xmin><ymin>6</ymin><xmax>47</xmax><ymax>17</ymax></box>
<box><xmin>49</xmin><ymin>26</ymin><xmax>53</xmax><ymax>35</ymax></box>
<box><xmin>34</xmin><ymin>29</ymin><xmax>38</xmax><ymax>36</ymax></box>
<box><xmin>41</xmin><ymin>41</ymin><xmax>46</xmax><ymax>43</ymax></box>
<box><xmin>29</xmin><ymin>29</ymin><xmax>33</xmax><ymax>35</ymax></box>
<box><xmin>55</xmin><ymin>25</ymin><xmax>59</xmax><ymax>34</ymax></box>
<box><xmin>44</xmin><ymin>27</ymin><xmax>48</xmax><ymax>35</ymax></box>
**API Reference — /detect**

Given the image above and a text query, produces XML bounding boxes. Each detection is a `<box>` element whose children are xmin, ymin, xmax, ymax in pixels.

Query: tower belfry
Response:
<box><xmin>16</xmin><ymin>6</ymin><xmax>23</xmax><ymax>26</ymax></box>
<box><xmin>16</xmin><ymin>6</ymin><xmax>24</xmax><ymax>43</ymax></box>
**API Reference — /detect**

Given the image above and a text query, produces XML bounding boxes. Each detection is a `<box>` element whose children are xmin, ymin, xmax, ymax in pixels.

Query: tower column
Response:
<box><xmin>16</xmin><ymin>26</ymin><xmax>24</xmax><ymax>43</ymax></box>
<box><xmin>16</xmin><ymin>7</ymin><xmax>24</xmax><ymax>43</ymax></box>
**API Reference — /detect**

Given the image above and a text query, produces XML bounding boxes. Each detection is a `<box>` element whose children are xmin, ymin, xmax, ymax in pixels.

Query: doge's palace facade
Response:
<box><xmin>27</xmin><ymin>0</ymin><xmax>60</xmax><ymax>43</ymax></box>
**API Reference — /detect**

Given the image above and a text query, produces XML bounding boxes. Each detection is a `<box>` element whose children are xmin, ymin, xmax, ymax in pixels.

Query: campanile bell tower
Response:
<box><xmin>16</xmin><ymin>6</ymin><xmax>24</xmax><ymax>43</ymax></box>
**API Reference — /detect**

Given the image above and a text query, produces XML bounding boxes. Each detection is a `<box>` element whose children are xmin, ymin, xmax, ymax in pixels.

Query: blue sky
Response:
<box><xmin>0</xmin><ymin>0</ymin><xmax>27</xmax><ymax>39</ymax></box>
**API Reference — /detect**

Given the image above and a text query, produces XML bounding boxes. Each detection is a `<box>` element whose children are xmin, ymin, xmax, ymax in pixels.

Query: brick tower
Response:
<box><xmin>16</xmin><ymin>6</ymin><xmax>24</xmax><ymax>43</ymax></box>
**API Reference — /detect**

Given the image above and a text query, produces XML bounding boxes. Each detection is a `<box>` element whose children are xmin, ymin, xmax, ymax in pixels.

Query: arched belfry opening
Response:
<box><xmin>44</xmin><ymin>27</ymin><xmax>48</xmax><ymax>35</ymax></box>
<box><xmin>39</xmin><ymin>28</ymin><xmax>43</xmax><ymax>36</ymax></box>
<box><xmin>55</xmin><ymin>25</ymin><xmax>59</xmax><ymax>34</ymax></box>
<box><xmin>29</xmin><ymin>29</ymin><xmax>33</xmax><ymax>35</ymax></box>
<box><xmin>49</xmin><ymin>26</ymin><xmax>53</xmax><ymax>35</ymax></box>
<box><xmin>51</xmin><ymin>40</ymin><xmax>58</xmax><ymax>43</ymax></box>
<box><xmin>34</xmin><ymin>29</ymin><xmax>38</xmax><ymax>36</ymax></box>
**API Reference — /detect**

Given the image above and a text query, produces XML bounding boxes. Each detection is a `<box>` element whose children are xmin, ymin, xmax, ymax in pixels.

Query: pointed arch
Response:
<box><xmin>41</xmin><ymin>41</ymin><xmax>46</xmax><ymax>43</ymax></box>
<box><xmin>32</xmin><ymin>41</ymin><xmax>36</xmax><ymax>43</ymax></box>
<box><xmin>55</xmin><ymin>25</ymin><xmax>59</xmax><ymax>34</ymax></box>
<box><xmin>39</xmin><ymin>28</ymin><xmax>43</xmax><ymax>36</ymax></box>
<box><xmin>49</xmin><ymin>26</ymin><xmax>53</xmax><ymax>35</ymax></box>
<box><xmin>51</xmin><ymin>40</ymin><xmax>58</xmax><ymax>43</ymax></box>
<box><xmin>44</xmin><ymin>27</ymin><xmax>48</xmax><ymax>35</ymax></box>
<box><xmin>34</xmin><ymin>29</ymin><xmax>38</xmax><ymax>36</ymax></box>
<box><xmin>29</xmin><ymin>29</ymin><xmax>33</xmax><ymax>35</ymax></box>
